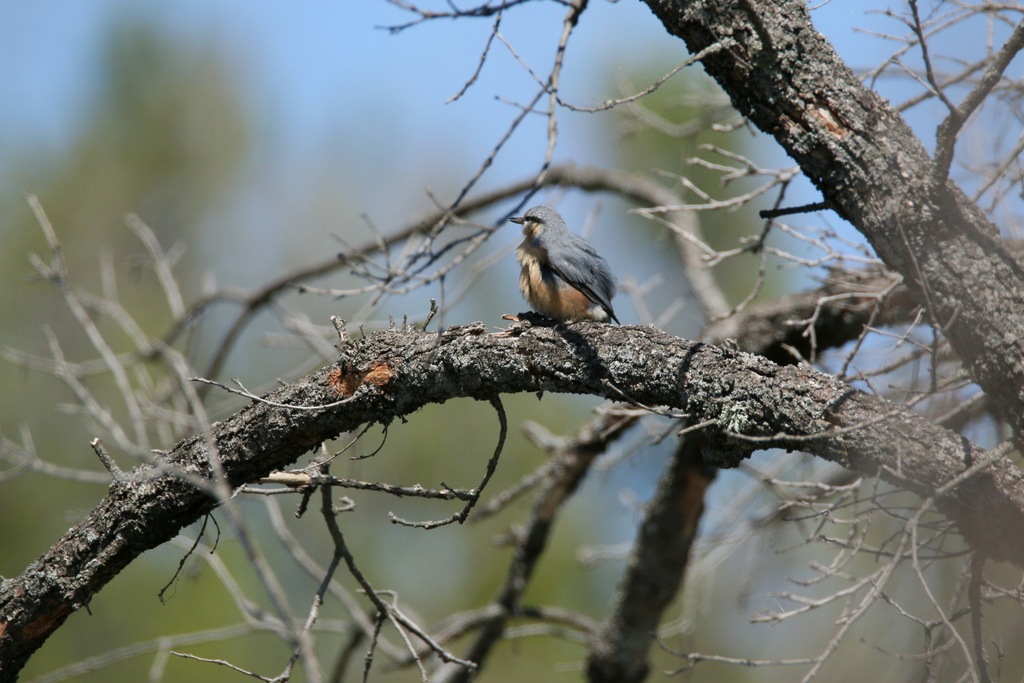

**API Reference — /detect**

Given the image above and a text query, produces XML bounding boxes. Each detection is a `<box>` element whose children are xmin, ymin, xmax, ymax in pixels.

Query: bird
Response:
<box><xmin>510</xmin><ymin>205</ymin><xmax>620</xmax><ymax>323</ymax></box>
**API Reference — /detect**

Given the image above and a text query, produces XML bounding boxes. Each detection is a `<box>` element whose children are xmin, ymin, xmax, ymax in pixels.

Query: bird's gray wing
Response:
<box><xmin>545</xmin><ymin>238</ymin><xmax>620</xmax><ymax>323</ymax></box>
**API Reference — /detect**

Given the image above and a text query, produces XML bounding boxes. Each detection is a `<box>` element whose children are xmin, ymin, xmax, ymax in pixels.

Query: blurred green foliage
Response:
<box><xmin>606</xmin><ymin>63</ymin><xmax>771</xmax><ymax>308</ymax></box>
<box><xmin>2</xmin><ymin>16</ymin><xmax>635</xmax><ymax>683</ymax></box>
<box><xmin>6</xmin><ymin>11</ymin><xmax>1006</xmax><ymax>683</ymax></box>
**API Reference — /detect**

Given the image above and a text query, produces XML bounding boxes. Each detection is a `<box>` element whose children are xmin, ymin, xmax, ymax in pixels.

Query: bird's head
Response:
<box><xmin>509</xmin><ymin>205</ymin><xmax>566</xmax><ymax>242</ymax></box>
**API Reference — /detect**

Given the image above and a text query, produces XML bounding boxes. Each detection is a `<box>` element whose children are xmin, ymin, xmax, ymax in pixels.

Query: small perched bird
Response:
<box><xmin>510</xmin><ymin>205</ymin><xmax>620</xmax><ymax>323</ymax></box>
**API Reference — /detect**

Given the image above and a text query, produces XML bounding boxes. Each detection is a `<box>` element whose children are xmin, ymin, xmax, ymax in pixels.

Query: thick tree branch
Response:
<box><xmin>584</xmin><ymin>262</ymin><xmax>945</xmax><ymax>682</ymax></box>
<box><xmin>703</xmin><ymin>264</ymin><xmax>910</xmax><ymax>364</ymax></box>
<box><xmin>2</xmin><ymin>322</ymin><xmax>1022</xmax><ymax>678</ymax></box>
<box><xmin>641</xmin><ymin>0</ymin><xmax>1024</xmax><ymax>441</ymax></box>
<box><xmin>586</xmin><ymin>435</ymin><xmax>713</xmax><ymax>683</ymax></box>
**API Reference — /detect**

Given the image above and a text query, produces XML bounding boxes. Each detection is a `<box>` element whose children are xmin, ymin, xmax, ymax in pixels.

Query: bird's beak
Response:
<box><xmin>509</xmin><ymin>216</ymin><xmax>524</xmax><ymax>225</ymax></box>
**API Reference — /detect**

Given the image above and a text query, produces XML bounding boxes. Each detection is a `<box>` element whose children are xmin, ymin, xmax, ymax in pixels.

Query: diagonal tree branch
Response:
<box><xmin>932</xmin><ymin>18</ymin><xmax>1024</xmax><ymax>183</ymax></box>
<box><xmin>581</xmin><ymin>259</ymin><xmax>966</xmax><ymax>683</ymax></box>
<box><xmin>2</xmin><ymin>321</ymin><xmax>1022</xmax><ymax>678</ymax></box>
<box><xmin>640</xmin><ymin>0</ymin><xmax>1024</xmax><ymax>444</ymax></box>
<box><xmin>585</xmin><ymin>433</ymin><xmax>713</xmax><ymax>683</ymax></box>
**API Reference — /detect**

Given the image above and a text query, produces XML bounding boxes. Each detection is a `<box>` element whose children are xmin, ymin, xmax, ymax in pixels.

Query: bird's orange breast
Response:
<box><xmin>517</xmin><ymin>247</ymin><xmax>603</xmax><ymax>322</ymax></box>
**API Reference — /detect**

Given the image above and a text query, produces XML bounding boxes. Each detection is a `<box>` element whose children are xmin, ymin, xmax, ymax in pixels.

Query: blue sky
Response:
<box><xmin>2</xmin><ymin>1</ymin><xmax>1017</xmax><ymax>317</ymax></box>
<box><xmin>3</xmin><ymin>1</ymin><xmax>1006</xmax><ymax>188</ymax></box>
<box><xmin>0</xmin><ymin>3</ymin><xmax>683</xmax><ymax>303</ymax></box>
<box><xmin>2</xmin><ymin>2</ymin><xmax>679</xmax><ymax>199</ymax></box>
<box><xmin>1</xmin><ymin>1</ymin><xmax>902</xmax><ymax>210</ymax></box>
<box><xmin>3</xmin><ymin>1</ymin><xmax>1019</xmax><ymax>652</ymax></box>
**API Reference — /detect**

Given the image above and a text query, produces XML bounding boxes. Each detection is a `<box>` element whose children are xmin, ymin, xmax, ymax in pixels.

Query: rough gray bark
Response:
<box><xmin>5</xmin><ymin>3</ymin><xmax>1024</xmax><ymax>680</ymax></box>
<box><xmin>640</xmin><ymin>0</ymin><xmax>1024</xmax><ymax>440</ymax></box>
<box><xmin>584</xmin><ymin>4</ymin><xmax>1024</xmax><ymax>678</ymax></box>
<box><xmin>2</xmin><ymin>322</ymin><xmax>1022</xmax><ymax>678</ymax></box>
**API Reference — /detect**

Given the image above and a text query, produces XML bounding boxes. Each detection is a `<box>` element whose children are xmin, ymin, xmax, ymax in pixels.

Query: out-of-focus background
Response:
<box><xmin>2</xmin><ymin>2</ymin><xmax>1019</xmax><ymax>681</ymax></box>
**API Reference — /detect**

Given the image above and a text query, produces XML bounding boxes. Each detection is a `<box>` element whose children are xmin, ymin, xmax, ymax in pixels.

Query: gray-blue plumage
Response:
<box><xmin>511</xmin><ymin>205</ymin><xmax>620</xmax><ymax>323</ymax></box>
